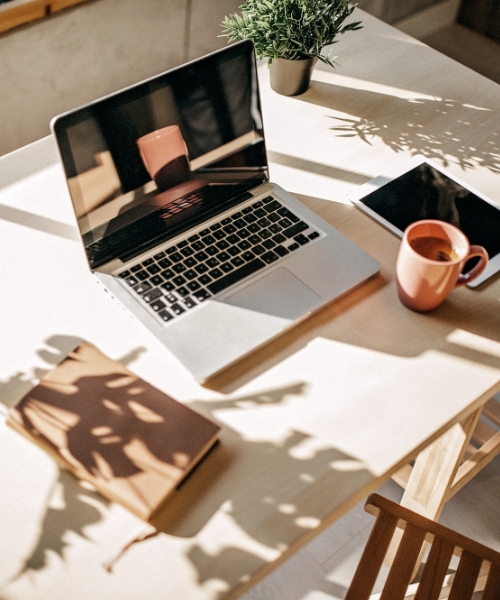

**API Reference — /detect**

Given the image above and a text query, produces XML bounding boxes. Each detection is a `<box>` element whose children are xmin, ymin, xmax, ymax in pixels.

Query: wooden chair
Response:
<box><xmin>345</xmin><ymin>493</ymin><xmax>500</xmax><ymax>600</ymax></box>
<box><xmin>384</xmin><ymin>395</ymin><xmax>500</xmax><ymax>577</ymax></box>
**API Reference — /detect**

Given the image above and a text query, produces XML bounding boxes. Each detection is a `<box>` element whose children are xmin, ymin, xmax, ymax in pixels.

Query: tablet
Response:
<box><xmin>350</xmin><ymin>159</ymin><xmax>500</xmax><ymax>287</ymax></box>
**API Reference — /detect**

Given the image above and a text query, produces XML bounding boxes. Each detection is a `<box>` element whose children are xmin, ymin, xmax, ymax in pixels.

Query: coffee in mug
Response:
<box><xmin>396</xmin><ymin>220</ymin><xmax>488</xmax><ymax>312</ymax></box>
<box><xmin>409</xmin><ymin>236</ymin><xmax>460</xmax><ymax>262</ymax></box>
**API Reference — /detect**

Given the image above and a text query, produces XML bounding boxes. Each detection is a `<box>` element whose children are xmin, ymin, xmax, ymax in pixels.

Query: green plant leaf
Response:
<box><xmin>220</xmin><ymin>0</ymin><xmax>361</xmax><ymax>64</ymax></box>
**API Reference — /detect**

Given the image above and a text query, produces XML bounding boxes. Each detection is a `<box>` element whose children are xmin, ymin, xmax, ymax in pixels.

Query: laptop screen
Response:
<box><xmin>52</xmin><ymin>41</ymin><xmax>268</xmax><ymax>269</ymax></box>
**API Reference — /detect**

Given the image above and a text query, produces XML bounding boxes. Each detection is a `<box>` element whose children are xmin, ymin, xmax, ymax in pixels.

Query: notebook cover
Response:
<box><xmin>7</xmin><ymin>342</ymin><xmax>220</xmax><ymax>521</ymax></box>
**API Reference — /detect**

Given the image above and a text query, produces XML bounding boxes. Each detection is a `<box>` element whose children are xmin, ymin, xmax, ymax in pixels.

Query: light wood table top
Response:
<box><xmin>1</xmin><ymin>10</ymin><xmax>500</xmax><ymax>600</ymax></box>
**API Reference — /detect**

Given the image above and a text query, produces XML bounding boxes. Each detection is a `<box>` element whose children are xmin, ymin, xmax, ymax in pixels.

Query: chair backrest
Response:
<box><xmin>345</xmin><ymin>493</ymin><xmax>500</xmax><ymax>600</ymax></box>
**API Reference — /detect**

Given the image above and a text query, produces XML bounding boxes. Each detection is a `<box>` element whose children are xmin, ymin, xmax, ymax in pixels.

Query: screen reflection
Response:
<box><xmin>58</xmin><ymin>45</ymin><xmax>267</xmax><ymax>268</ymax></box>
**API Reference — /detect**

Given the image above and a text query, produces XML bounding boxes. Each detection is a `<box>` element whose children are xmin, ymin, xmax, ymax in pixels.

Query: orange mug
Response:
<box><xmin>396</xmin><ymin>220</ymin><xmax>488</xmax><ymax>312</ymax></box>
<box><xmin>137</xmin><ymin>125</ymin><xmax>190</xmax><ymax>191</ymax></box>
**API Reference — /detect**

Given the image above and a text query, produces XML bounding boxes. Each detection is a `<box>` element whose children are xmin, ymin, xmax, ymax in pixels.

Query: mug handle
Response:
<box><xmin>455</xmin><ymin>245</ymin><xmax>489</xmax><ymax>288</ymax></box>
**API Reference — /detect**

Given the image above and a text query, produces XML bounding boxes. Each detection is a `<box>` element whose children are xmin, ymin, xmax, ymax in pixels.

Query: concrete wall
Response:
<box><xmin>0</xmin><ymin>0</ymin><xmax>441</xmax><ymax>157</ymax></box>
<box><xmin>0</xmin><ymin>0</ymin><xmax>241</xmax><ymax>157</ymax></box>
<box><xmin>357</xmin><ymin>0</ymin><xmax>443</xmax><ymax>23</ymax></box>
<box><xmin>457</xmin><ymin>0</ymin><xmax>500</xmax><ymax>43</ymax></box>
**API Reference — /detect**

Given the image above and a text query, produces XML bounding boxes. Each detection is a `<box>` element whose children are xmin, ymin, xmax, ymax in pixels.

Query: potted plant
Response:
<box><xmin>221</xmin><ymin>0</ymin><xmax>362</xmax><ymax>96</ymax></box>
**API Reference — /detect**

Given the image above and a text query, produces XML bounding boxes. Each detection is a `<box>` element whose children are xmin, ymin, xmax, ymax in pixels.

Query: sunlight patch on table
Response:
<box><xmin>295</xmin><ymin>516</ymin><xmax>321</xmax><ymax>529</ymax></box>
<box><xmin>268</xmin><ymin>162</ymin><xmax>354</xmax><ymax>204</ymax></box>
<box><xmin>312</xmin><ymin>71</ymin><xmax>439</xmax><ymax>101</ymax></box>
<box><xmin>447</xmin><ymin>329</ymin><xmax>500</xmax><ymax>359</ymax></box>
<box><xmin>329</xmin><ymin>459</ymin><xmax>366</xmax><ymax>472</ymax></box>
<box><xmin>278</xmin><ymin>503</ymin><xmax>297</xmax><ymax>515</ymax></box>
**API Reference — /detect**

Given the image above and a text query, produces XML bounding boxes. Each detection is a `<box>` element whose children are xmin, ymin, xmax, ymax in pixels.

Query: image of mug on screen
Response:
<box><xmin>137</xmin><ymin>125</ymin><xmax>192</xmax><ymax>192</ymax></box>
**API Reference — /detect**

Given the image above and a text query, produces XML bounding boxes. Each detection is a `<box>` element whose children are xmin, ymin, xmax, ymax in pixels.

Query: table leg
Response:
<box><xmin>385</xmin><ymin>408</ymin><xmax>483</xmax><ymax>572</ymax></box>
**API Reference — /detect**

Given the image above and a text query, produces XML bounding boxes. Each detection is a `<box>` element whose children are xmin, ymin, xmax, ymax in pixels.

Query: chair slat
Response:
<box><xmin>448</xmin><ymin>550</ymin><xmax>483</xmax><ymax>600</ymax></box>
<box><xmin>344</xmin><ymin>511</ymin><xmax>398</xmax><ymax>600</ymax></box>
<box><xmin>482</xmin><ymin>563</ymin><xmax>500</xmax><ymax>600</ymax></box>
<box><xmin>414</xmin><ymin>536</ymin><xmax>455</xmax><ymax>600</ymax></box>
<box><xmin>346</xmin><ymin>495</ymin><xmax>500</xmax><ymax>600</ymax></box>
<box><xmin>380</xmin><ymin>523</ymin><xmax>426</xmax><ymax>600</ymax></box>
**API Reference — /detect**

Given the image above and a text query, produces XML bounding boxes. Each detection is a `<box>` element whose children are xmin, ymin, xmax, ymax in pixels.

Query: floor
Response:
<box><xmin>241</xmin><ymin>16</ymin><xmax>500</xmax><ymax>600</ymax></box>
<box><xmin>241</xmin><ymin>451</ymin><xmax>500</xmax><ymax>600</ymax></box>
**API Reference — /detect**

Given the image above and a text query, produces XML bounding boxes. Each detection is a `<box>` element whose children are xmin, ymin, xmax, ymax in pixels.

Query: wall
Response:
<box><xmin>457</xmin><ymin>0</ymin><xmax>500</xmax><ymax>42</ymax></box>
<box><xmin>0</xmin><ymin>0</ymin><xmax>241</xmax><ymax>157</ymax></box>
<box><xmin>0</xmin><ymin>0</ymin><xmax>444</xmax><ymax>157</ymax></box>
<box><xmin>357</xmin><ymin>0</ymin><xmax>442</xmax><ymax>23</ymax></box>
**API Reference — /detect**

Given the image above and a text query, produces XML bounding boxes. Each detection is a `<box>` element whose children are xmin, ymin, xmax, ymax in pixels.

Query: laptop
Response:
<box><xmin>51</xmin><ymin>40</ymin><xmax>380</xmax><ymax>383</ymax></box>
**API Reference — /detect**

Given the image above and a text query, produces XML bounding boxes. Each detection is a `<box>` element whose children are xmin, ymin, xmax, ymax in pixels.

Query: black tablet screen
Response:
<box><xmin>359</xmin><ymin>163</ymin><xmax>500</xmax><ymax>259</ymax></box>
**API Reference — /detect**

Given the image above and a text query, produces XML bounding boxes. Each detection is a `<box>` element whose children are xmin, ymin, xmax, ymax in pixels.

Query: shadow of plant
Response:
<box><xmin>2</xmin><ymin>336</ymin><xmax>373</xmax><ymax>600</ymax></box>
<box><xmin>19</xmin><ymin>472</ymin><xmax>108</xmax><ymax>573</ymax></box>
<box><xmin>149</xmin><ymin>389</ymin><xmax>374</xmax><ymax>600</ymax></box>
<box><xmin>304</xmin><ymin>80</ymin><xmax>500</xmax><ymax>175</ymax></box>
<box><xmin>1</xmin><ymin>335</ymin><xmax>148</xmax><ymax>580</ymax></box>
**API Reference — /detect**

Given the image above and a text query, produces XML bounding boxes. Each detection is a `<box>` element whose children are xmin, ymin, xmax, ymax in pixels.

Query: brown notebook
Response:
<box><xmin>7</xmin><ymin>342</ymin><xmax>220</xmax><ymax>522</ymax></box>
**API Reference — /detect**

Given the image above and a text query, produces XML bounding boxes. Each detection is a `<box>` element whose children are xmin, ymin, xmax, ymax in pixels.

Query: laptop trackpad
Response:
<box><xmin>224</xmin><ymin>267</ymin><xmax>321</xmax><ymax>320</ymax></box>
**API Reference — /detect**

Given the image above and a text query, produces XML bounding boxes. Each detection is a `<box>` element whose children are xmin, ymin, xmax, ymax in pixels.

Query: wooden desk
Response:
<box><xmin>1</xmin><ymin>10</ymin><xmax>500</xmax><ymax>600</ymax></box>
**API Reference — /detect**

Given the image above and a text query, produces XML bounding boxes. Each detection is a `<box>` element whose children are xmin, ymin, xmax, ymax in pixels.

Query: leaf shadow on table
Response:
<box><xmin>2</xmin><ymin>336</ymin><xmax>375</xmax><ymax>600</ymax></box>
<box><xmin>151</xmin><ymin>388</ymin><xmax>375</xmax><ymax>600</ymax></box>
<box><xmin>0</xmin><ymin>334</ymin><xmax>148</xmax><ymax>582</ymax></box>
<box><xmin>0</xmin><ymin>335</ymin><xmax>83</xmax><ymax>409</ymax></box>
<box><xmin>302</xmin><ymin>80</ymin><xmax>500</xmax><ymax>175</ymax></box>
<box><xmin>3</xmin><ymin>331</ymin><xmax>498</xmax><ymax>600</ymax></box>
<box><xmin>17</xmin><ymin>472</ymin><xmax>108</xmax><ymax>576</ymax></box>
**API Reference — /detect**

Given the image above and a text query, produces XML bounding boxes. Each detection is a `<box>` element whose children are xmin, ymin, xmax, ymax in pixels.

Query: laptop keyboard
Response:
<box><xmin>117</xmin><ymin>195</ymin><xmax>321</xmax><ymax>323</ymax></box>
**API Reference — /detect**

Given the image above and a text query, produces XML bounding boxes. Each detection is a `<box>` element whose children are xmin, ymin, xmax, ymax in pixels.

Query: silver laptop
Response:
<box><xmin>51</xmin><ymin>40</ymin><xmax>380</xmax><ymax>383</ymax></box>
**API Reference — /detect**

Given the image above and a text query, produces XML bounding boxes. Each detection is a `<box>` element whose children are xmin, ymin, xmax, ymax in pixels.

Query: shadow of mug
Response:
<box><xmin>137</xmin><ymin>125</ymin><xmax>191</xmax><ymax>191</ymax></box>
<box><xmin>396</xmin><ymin>219</ymin><xmax>488</xmax><ymax>312</ymax></box>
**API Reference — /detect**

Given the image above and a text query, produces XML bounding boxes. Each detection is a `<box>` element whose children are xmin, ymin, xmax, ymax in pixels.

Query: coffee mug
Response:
<box><xmin>137</xmin><ymin>125</ymin><xmax>190</xmax><ymax>191</ymax></box>
<box><xmin>396</xmin><ymin>219</ymin><xmax>488</xmax><ymax>312</ymax></box>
